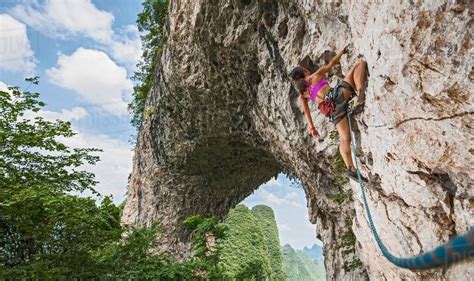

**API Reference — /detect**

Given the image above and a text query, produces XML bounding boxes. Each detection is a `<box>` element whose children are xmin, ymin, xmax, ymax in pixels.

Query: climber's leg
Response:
<box><xmin>336</xmin><ymin>116</ymin><xmax>353</xmax><ymax>169</ymax></box>
<box><xmin>353</xmin><ymin>59</ymin><xmax>367</xmax><ymax>94</ymax></box>
<box><xmin>336</xmin><ymin>115</ymin><xmax>369</xmax><ymax>182</ymax></box>
<box><xmin>343</xmin><ymin>58</ymin><xmax>367</xmax><ymax>97</ymax></box>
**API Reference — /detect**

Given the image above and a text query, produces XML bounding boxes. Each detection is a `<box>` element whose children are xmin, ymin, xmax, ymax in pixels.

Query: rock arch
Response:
<box><xmin>122</xmin><ymin>1</ymin><xmax>473</xmax><ymax>279</ymax></box>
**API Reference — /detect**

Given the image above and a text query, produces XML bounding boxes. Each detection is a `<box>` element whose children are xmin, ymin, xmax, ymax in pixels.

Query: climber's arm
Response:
<box><xmin>299</xmin><ymin>95</ymin><xmax>319</xmax><ymax>138</ymax></box>
<box><xmin>314</xmin><ymin>46</ymin><xmax>347</xmax><ymax>76</ymax></box>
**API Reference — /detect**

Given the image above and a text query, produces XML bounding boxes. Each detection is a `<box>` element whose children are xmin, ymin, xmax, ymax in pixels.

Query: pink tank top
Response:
<box><xmin>309</xmin><ymin>79</ymin><xmax>329</xmax><ymax>102</ymax></box>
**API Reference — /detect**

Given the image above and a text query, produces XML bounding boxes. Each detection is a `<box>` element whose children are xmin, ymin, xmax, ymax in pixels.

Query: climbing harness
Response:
<box><xmin>346</xmin><ymin>108</ymin><xmax>474</xmax><ymax>270</ymax></box>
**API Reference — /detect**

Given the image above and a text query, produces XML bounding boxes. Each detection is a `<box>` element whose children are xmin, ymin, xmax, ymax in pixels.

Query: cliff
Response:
<box><xmin>122</xmin><ymin>1</ymin><xmax>473</xmax><ymax>279</ymax></box>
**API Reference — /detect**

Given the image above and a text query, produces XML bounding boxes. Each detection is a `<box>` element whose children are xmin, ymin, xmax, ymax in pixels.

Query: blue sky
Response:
<box><xmin>0</xmin><ymin>0</ymin><xmax>321</xmax><ymax>250</ymax></box>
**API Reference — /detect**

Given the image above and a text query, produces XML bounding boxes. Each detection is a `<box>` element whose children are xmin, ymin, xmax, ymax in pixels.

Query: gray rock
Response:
<box><xmin>122</xmin><ymin>1</ymin><xmax>473</xmax><ymax>280</ymax></box>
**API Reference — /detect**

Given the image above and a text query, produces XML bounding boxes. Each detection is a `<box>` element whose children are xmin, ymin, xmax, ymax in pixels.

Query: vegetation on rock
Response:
<box><xmin>129</xmin><ymin>0</ymin><xmax>169</xmax><ymax>128</ymax></box>
<box><xmin>336</xmin><ymin>220</ymin><xmax>362</xmax><ymax>273</ymax></box>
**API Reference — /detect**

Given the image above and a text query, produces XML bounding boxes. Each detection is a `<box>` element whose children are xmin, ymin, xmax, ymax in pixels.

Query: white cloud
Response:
<box><xmin>261</xmin><ymin>190</ymin><xmax>286</xmax><ymax>206</ymax></box>
<box><xmin>17</xmin><ymin>104</ymin><xmax>132</xmax><ymax>203</ymax></box>
<box><xmin>259</xmin><ymin>189</ymin><xmax>306</xmax><ymax>209</ymax></box>
<box><xmin>108</xmin><ymin>25</ymin><xmax>141</xmax><ymax>69</ymax></box>
<box><xmin>0</xmin><ymin>14</ymin><xmax>36</xmax><ymax>74</ymax></box>
<box><xmin>11</xmin><ymin>0</ymin><xmax>142</xmax><ymax>68</ymax></box>
<box><xmin>284</xmin><ymin>191</ymin><xmax>306</xmax><ymax>208</ymax></box>
<box><xmin>24</xmin><ymin>106</ymin><xmax>88</xmax><ymax>122</ymax></box>
<box><xmin>284</xmin><ymin>191</ymin><xmax>299</xmax><ymax>201</ymax></box>
<box><xmin>46</xmin><ymin>48</ymin><xmax>133</xmax><ymax>116</ymax></box>
<box><xmin>11</xmin><ymin>0</ymin><xmax>113</xmax><ymax>43</ymax></box>
<box><xmin>0</xmin><ymin>81</ymin><xmax>11</xmax><ymax>92</ymax></box>
<box><xmin>60</xmin><ymin>130</ymin><xmax>133</xmax><ymax>204</ymax></box>
<box><xmin>1</xmin><ymin>81</ymin><xmax>88</xmax><ymax>123</ymax></box>
<box><xmin>279</xmin><ymin>223</ymin><xmax>291</xmax><ymax>232</ymax></box>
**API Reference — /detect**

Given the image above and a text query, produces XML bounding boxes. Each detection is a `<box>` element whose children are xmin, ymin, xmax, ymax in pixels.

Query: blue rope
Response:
<box><xmin>346</xmin><ymin>109</ymin><xmax>474</xmax><ymax>269</ymax></box>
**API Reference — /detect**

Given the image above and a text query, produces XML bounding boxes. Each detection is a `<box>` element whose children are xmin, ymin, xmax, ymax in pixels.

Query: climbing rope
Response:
<box><xmin>346</xmin><ymin>108</ymin><xmax>474</xmax><ymax>270</ymax></box>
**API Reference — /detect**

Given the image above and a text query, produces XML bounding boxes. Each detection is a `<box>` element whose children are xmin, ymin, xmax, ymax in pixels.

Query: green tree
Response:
<box><xmin>0</xmin><ymin>195</ymin><xmax>123</xmax><ymax>279</ymax></box>
<box><xmin>183</xmin><ymin>215</ymin><xmax>227</xmax><ymax>279</ymax></box>
<box><xmin>0</xmin><ymin>77</ymin><xmax>100</xmax><ymax>193</ymax></box>
<box><xmin>94</xmin><ymin>222</ymin><xmax>194</xmax><ymax>280</ymax></box>
<box><xmin>0</xmin><ymin>78</ymin><xmax>121</xmax><ymax>278</ymax></box>
<box><xmin>129</xmin><ymin>0</ymin><xmax>169</xmax><ymax>127</ymax></box>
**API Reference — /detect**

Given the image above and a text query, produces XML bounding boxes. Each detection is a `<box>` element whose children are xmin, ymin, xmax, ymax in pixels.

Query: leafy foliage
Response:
<box><xmin>327</xmin><ymin>152</ymin><xmax>351</xmax><ymax>204</ymax></box>
<box><xmin>329</xmin><ymin>129</ymin><xmax>339</xmax><ymax>145</ymax></box>
<box><xmin>183</xmin><ymin>215</ymin><xmax>227</xmax><ymax>279</ymax></box>
<box><xmin>330</xmin><ymin>153</ymin><xmax>349</xmax><ymax>186</ymax></box>
<box><xmin>184</xmin><ymin>215</ymin><xmax>225</xmax><ymax>258</ymax></box>
<box><xmin>0</xmin><ymin>79</ymin><xmax>100</xmax><ymax>194</ymax></box>
<box><xmin>94</xmin><ymin>222</ymin><xmax>198</xmax><ymax>280</ymax></box>
<box><xmin>327</xmin><ymin>190</ymin><xmax>353</xmax><ymax>205</ymax></box>
<box><xmin>0</xmin><ymin>195</ymin><xmax>122</xmax><ymax>279</ymax></box>
<box><xmin>0</xmin><ymin>79</ymin><xmax>116</xmax><ymax>278</ymax></box>
<box><xmin>336</xmin><ymin>222</ymin><xmax>362</xmax><ymax>272</ymax></box>
<box><xmin>344</xmin><ymin>257</ymin><xmax>363</xmax><ymax>272</ymax></box>
<box><xmin>337</xmin><ymin>228</ymin><xmax>356</xmax><ymax>253</ymax></box>
<box><xmin>129</xmin><ymin>0</ymin><xmax>169</xmax><ymax>127</ymax></box>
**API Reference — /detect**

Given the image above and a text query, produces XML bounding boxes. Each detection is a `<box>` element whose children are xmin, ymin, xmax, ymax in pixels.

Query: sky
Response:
<box><xmin>0</xmin><ymin>0</ymin><xmax>322</xmax><ymax>250</ymax></box>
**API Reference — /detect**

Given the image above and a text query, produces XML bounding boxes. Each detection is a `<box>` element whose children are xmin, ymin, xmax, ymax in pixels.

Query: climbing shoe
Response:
<box><xmin>346</xmin><ymin>168</ymin><xmax>368</xmax><ymax>183</ymax></box>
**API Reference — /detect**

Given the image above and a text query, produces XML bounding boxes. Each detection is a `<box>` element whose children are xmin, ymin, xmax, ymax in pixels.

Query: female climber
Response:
<box><xmin>289</xmin><ymin>47</ymin><xmax>368</xmax><ymax>182</ymax></box>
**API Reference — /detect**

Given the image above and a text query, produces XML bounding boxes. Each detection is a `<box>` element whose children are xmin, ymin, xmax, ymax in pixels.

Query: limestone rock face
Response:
<box><xmin>122</xmin><ymin>1</ymin><xmax>473</xmax><ymax>280</ymax></box>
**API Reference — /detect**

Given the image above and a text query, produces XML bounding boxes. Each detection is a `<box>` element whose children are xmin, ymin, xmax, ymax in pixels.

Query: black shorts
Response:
<box><xmin>328</xmin><ymin>80</ymin><xmax>355</xmax><ymax>125</ymax></box>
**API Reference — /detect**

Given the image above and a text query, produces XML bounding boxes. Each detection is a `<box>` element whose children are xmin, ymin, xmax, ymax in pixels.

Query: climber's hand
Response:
<box><xmin>310</xmin><ymin>128</ymin><xmax>320</xmax><ymax>139</ymax></box>
<box><xmin>342</xmin><ymin>44</ymin><xmax>350</xmax><ymax>54</ymax></box>
<box><xmin>341</xmin><ymin>43</ymin><xmax>351</xmax><ymax>55</ymax></box>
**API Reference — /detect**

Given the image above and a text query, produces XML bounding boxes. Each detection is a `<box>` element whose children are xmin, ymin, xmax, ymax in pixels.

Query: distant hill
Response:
<box><xmin>303</xmin><ymin>243</ymin><xmax>324</xmax><ymax>262</ymax></box>
<box><xmin>282</xmin><ymin>244</ymin><xmax>326</xmax><ymax>281</ymax></box>
<box><xmin>251</xmin><ymin>205</ymin><xmax>285</xmax><ymax>280</ymax></box>
<box><xmin>218</xmin><ymin>204</ymin><xmax>325</xmax><ymax>280</ymax></box>
<box><xmin>218</xmin><ymin>204</ymin><xmax>283</xmax><ymax>280</ymax></box>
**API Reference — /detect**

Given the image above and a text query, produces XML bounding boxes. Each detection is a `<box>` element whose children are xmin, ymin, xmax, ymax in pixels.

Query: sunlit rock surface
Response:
<box><xmin>122</xmin><ymin>1</ymin><xmax>473</xmax><ymax>279</ymax></box>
